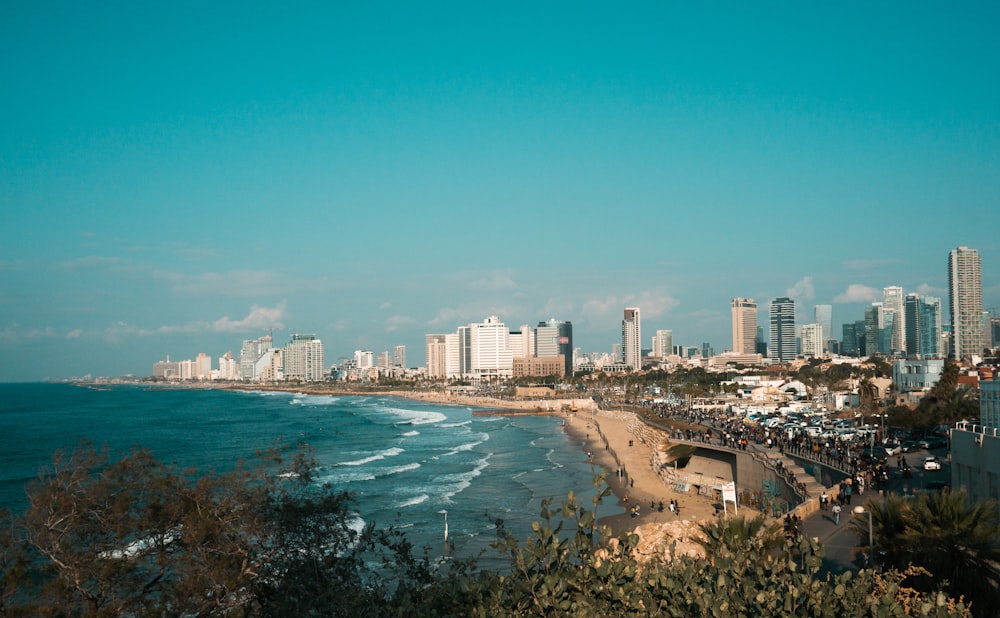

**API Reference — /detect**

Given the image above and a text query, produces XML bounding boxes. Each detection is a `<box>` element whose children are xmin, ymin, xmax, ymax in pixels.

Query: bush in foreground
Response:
<box><xmin>0</xmin><ymin>445</ymin><xmax>972</xmax><ymax>616</ymax></box>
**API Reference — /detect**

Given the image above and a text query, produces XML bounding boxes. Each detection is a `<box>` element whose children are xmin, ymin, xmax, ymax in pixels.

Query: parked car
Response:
<box><xmin>900</xmin><ymin>440</ymin><xmax>921</xmax><ymax>453</ymax></box>
<box><xmin>923</xmin><ymin>456</ymin><xmax>942</xmax><ymax>471</ymax></box>
<box><xmin>883</xmin><ymin>441</ymin><xmax>902</xmax><ymax>456</ymax></box>
<box><xmin>920</xmin><ymin>436</ymin><xmax>949</xmax><ymax>450</ymax></box>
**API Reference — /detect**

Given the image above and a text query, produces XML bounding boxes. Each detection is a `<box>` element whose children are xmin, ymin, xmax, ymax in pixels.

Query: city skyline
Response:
<box><xmin>2</xmin><ymin>4</ymin><xmax>1000</xmax><ymax>381</ymax></box>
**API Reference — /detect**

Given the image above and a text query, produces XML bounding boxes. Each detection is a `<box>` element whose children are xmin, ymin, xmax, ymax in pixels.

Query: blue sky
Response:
<box><xmin>2</xmin><ymin>2</ymin><xmax>999</xmax><ymax>380</ymax></box>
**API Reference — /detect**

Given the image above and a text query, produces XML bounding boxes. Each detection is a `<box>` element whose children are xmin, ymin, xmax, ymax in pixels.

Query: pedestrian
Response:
<box><xmin>820</xmin><ymin>491</ymin><xmax>828</xmax><ymax>511</ymax></box>
<box><xmin>832</xmin><ymin>503</ymin><xmax>841</xmax><ymax>524</ymax></box>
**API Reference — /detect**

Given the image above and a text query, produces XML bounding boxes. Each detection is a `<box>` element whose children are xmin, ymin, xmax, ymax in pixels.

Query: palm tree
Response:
<box><xmin>900</xmin><ymin>490</ymin><xmax>1000</xmax><ymax>614</ymax></box>
<box><xmin>848</xmin><ymin>493</ymin><xmax>908</xmax><ymax>569</ymax></box>
<box><xmin>858</xmin><ymin>378</ymin><xmax>879</xmax><ymax>419</ymax></box>
<box><xmin>696</xmin><ymin>514</ymin><xmax>784</xmax><ymax>563</ymax></box>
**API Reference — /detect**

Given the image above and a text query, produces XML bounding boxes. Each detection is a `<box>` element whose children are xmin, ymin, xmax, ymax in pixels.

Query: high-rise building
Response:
<box><xmin>814</xmin><ymin>305</ymin><xmax>832</xmax><ymax>352</ymax></box>
<box><xmin>904</xmin><ymin>294</ymin><xmax>943</xmax><ymax>359</ymax></box>
<box><xmin>841</xmin><ymin>321</ymin><xmax>864</xmax><ymax>357</ymax></box>
<box><xmin>469</xmin><ymin>315</ymin><xmax>512</xmax><ymax>381</ymax></box>
<box><xmin>239</xmin><ymin>335</ymin><xmax>273</xmax><ymax>381</ymax></box>
<box><xmin>355</xmin><ymin>349</ymin><xmax>374</xmax><ymax>369</ymax></box>
<box><xmin>800</xmin><ymin>323</ymin><xmax>823</xmax><ymax>357</ymax></box>
<box><xmin>425</xmin><ymin>335</ymin><xmax>447</xmax><ymax>378</ymax></box>
<box><xmin>535</xmin><ymin>319</ymin><xmax>573</xmax><ymax>376</ymax></box>
<box><xmin>949</xmin><ymin>246</ymin><xmax>985</xmax><ymax>360</ymax></box>
<box><xmin>653</xmin><ymin>329</ymin><xmax>673</xmax><ymax>358</ymax></box>
<box><xmin>217</xmin><ymin>351</ymin><xmax>238</xmax><ymax>381</ymax></box>
<box><xmin>731</xmin><ymin>298</ymin><xmax>757</xmax><ymax>355</ymax></box>
<box><xmin>882</xmin><ymin>286</ymin><xmax>905</xmax><ymax>355</ymax></box>
<box><xmin>284</xmin><ymin>334</ymin><xmax>325</xmax><ymax>382</ymax></box>
<box><xmin>622</xmin><ymin>308</ymin><xmax>642</xmax><ymax>370</ymax></box>
<box><xmin>768</xmin><ymin>298</ymin><xmax>796</xmax><ymax>362</ymax></box>
<box><xmin>864</xmin><ymin>302</ymin><xmax>885</xmax><ymax>356</ymax></box>
<box><xmin>393</xmin><ymin>345</ymin><xmax>406</xmax><ymax>368</ymax></box>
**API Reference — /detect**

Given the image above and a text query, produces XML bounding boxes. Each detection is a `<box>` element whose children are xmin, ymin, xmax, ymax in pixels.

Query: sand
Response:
<box><xmin>559</xmin><ymin>410</ymin><xmax>720</xmax><ymax>539</ymax></box>
<box><xmin>217</xmin><ymin>383</ymin><xmax>721</xmax><ymax>548</ymax></box>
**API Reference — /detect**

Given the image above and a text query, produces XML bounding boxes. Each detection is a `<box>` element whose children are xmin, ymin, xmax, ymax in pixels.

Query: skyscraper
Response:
<box><xmin>425</xmin><ymin>335</ymin><xmax>447</xmax><ymax>378</ymax></box>
<box><xmin>800</xmin><ymin>323</ymin><xmax>823</xmax><ymax>357</ymax></box>
<box><xmin>949</xmin><ymin>246</ymin><xmax>985</xmax><ymax>360</ymax></box>
<box><xmin>393</xmin><ymin>344</ymin><xmax>406</xmax><ymax>368</ymax></box>
<box><xmin>283</xmin><ymin>334</ymin><xmax>325</xmax><ymax>382</ymax></box>
<box><xmin>535</xmin><ymin>319</ymin><xmax>573</xmax><ymax>376</ymax></box>
<box><xmin>653</xmin><ymin>329</ymin><xmax>673</xmax><ymax>358</ymax></box>
<box><xmin>768</xmin><ymin>298</ymin><xmax>796</xmax><ymax>362</ymax></box>
<box><xmin>883</xmin><ymin>286</ymin><xmax>905</xmax><ymax>355</ymax></box>
<box><xmin>622</xmin><ymin>307</ymin><xmax>642</xmax><ymax>370</ymax></box>
<box><xmin>731</xmin><ymin>298</ymin><xmax>757</xmax><ymax>355</ymax></box>
<box><xmin>864</xmin><ymin>302</ymin><xmax>884</xmax><ymax>356</ymax></box>
<box><xmin>814</xmin><ymin>304</ymin><xmax>832</xmax><ymax>352</ymax></box>
<box><xmin>904</xmin><ymin>294</ymin><xmax>943</xmax><ymax>359</ymax></box>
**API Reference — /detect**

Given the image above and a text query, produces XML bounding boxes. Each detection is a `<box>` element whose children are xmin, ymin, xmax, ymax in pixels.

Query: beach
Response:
<box><xmin>215</xmin><ymin>383</ymin><xmax>720</xmax><ymax>555</ymax></box>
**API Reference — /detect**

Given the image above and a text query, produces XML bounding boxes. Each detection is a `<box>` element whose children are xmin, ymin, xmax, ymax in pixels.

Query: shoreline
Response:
<box><xmin>135</xmin><ymin>382</ymin><xmax>724</xmax><ymax>542</ymax></box>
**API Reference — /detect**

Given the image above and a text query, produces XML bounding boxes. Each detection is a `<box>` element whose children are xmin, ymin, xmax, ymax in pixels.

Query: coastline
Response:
<box><xmin>190</xmin><ymin>383</ymin><xmax>720</xmax><ymax>549</ymax></box>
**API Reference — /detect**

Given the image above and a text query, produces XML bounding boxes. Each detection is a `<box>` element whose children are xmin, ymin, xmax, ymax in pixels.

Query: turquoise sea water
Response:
<box><xmin>0</xmin><ymin>383</ymin><xmax>602</xmax><ymax>566</ymax></box>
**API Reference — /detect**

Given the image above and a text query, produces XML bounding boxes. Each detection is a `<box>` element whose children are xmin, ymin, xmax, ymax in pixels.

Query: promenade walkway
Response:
<box><xmin>629</xmin><ymin>410</ymin><xmax>866</xmax><ymax>573</ymax></box>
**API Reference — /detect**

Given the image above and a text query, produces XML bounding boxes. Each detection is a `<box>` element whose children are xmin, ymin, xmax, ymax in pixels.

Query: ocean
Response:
<box><xmin>0</xmin><ymin>383</ymin><xmax>602</xmax><ymax>567</ymax></box>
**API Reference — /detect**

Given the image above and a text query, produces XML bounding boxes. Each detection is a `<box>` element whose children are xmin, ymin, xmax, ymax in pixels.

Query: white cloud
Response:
<box><xmin>785</xmin><ymin>276</ymin><xmax>815</xmax><ymax>302</ymax></box>
<box><xmin>833</xmin><ymin>284</ymin><xmax>880</xmax><ymax>303</ymax></box>
<box><xmin>66</xmin><ymin>329</ymin><xmax>84</xmax><ymax>339</ymax></box>
<box><xmin>427</xmin><ymin>303</ymin><xmax>517</xmax><ymax>327</ymax></box>
<box><xmin>916</xmin><ymin>283</ymin><xmax>945</xmax><ymax>297</ymax></box>
<box><xmin>385</xmin><ymin>315</ymin><xmax>415</xmax><ymax>333</ymax></box>
<box><xmin>379</xmin><ymin>302</ymin><xmax>392</xmax><ymax>310</ymax></box>
<box><xmin>211</xmin><ymin>302</ymin><xmax>288</xmax><ymax>333</ymax></box>
<box><xmin>580</xmin><ymin>290</ymin><xmax>679</xmax><ymax>322</ymax></box>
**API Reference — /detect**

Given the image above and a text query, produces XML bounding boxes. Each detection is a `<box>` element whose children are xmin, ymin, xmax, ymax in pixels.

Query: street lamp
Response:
<box><xmin>853</xmin><ymin>505</ymin><xmax>873</xmax><ymax>569</ymax></box>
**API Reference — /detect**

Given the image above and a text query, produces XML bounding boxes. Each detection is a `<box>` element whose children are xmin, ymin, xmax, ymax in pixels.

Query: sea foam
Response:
<box><xmin>336</xmin><ymin>447</ymin><xmax>404</xmax><ymax>467</ymax></box>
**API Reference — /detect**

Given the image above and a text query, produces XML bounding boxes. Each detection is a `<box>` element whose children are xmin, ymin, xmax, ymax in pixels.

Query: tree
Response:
<box><xmin>859</xmin><ymin>377</ymin><xmax>880</xmax><ymax>418</ymax></box>
<box><xmin>2</xmin><ymin>448</ymin><xmax>976</xmax><ymax>617</ymax></box>
<box><xmin>9</xmin><ymin>442</ymin><xmax>474</xmax><ymax>617</ymax></box>
<box><xmin>695</xmin><ymin>514</ymin><xmax>785</xmax><ymax>562</ymax></box>
<box><xmin>849</xmin><ymin>493</ymin><xmax>909</xmax><ymax>569</ymax></box>
<box><xmin>900</xmin><ymin>490</ymin><xmax>1000</xmax><ymax>614</ymax></box>
<box><xmin>852</xmin><ymin>490</ymin><xmax>1000</xmax><ymax>617</ymax></box>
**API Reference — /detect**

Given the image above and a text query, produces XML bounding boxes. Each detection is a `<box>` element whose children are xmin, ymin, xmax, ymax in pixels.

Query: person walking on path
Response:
<box><xmin>832</xmin><ymin>503</ymin><xmax>841</xmax><ymax>525</ymax></box>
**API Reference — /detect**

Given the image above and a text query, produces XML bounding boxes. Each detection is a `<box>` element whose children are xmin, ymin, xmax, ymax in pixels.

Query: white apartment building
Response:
<box><xmin>284</xmin><ymin>334</ymin><xmax>324</xmax><ymax>382</ymax></box>
<box><xmin>355</xmin><ymin>350</ymin><xmax>374</xmax><ymax>369</ymax></box>
<box><xmin>622</xmin><ymin>307</ymin><xmax>642</xmax><ymax>371</ymax></box>
<box><xmin>883</xmin><ymin>286</ymin><xmax>906</xmax><ymax>355</ymax></box>
<box><xmin>949</xmin><ymin>246</ymin><xmax>985</xmax><ymax>360</ymax></box>
<box><xmin>652</xmin><ymin>329</ymin><xmax>673</xmax><ymax>359</ymax></box>
<box><xmin>425</xmin><ymin>335</ymin><xmax>447</xmax><ymax>378</ymax></box>
<box><xmin>800</xmin><ymin>323</ymin><xmax>824</xmax><ymax>357</ymax></box>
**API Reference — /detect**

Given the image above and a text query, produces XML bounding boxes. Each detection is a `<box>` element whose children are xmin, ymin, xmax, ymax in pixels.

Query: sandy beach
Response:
<box><xmin>217</xmin><ymin>383</ymin><xmax>720</xmax><ymax>551</ymax></box>
<box><xmin>559</xmin><ymin>410</ymin><xmax>720</xmax><ymax>537</ymax></box>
